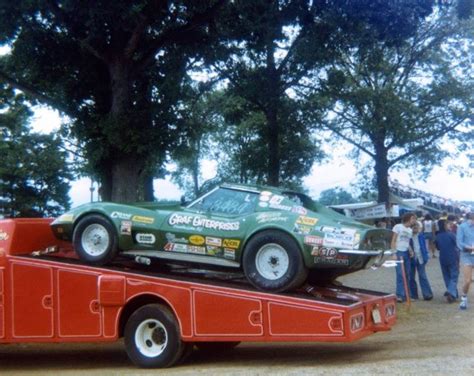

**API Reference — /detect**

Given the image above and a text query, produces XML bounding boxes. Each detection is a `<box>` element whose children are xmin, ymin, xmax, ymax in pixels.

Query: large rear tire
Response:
<box><xmin>124</xmin><ymin>304</ymin><xmax>184</xmax><ymax>368</ymax></box>
<box><xmin>242</xmin><ymin>230</ymin><xmax>308</xmax><ymax>292</ymax></box>
<box><xmin>73</xmin><ymin>214</ymin><xmax>119</xmax><ymax>265</ymax></box>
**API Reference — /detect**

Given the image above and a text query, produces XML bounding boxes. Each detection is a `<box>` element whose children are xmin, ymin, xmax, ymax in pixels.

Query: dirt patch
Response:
<box><xmin>1</xmin><ymin>260</ymin><xmax>473</xmax><ymax>375</ymax></box>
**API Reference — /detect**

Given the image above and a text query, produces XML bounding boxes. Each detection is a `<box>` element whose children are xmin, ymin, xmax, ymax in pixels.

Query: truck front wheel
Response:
<box><xmin>124</xmin><ymin>304</ymin><xmax>184</xmax><ymax>368</ymax></box>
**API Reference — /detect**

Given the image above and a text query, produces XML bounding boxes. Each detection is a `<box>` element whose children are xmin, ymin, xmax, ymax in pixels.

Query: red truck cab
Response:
<box><xmin>0</xmin><ymin>218</ymin><xmax>396</xmax><ymax>368</ymax></box>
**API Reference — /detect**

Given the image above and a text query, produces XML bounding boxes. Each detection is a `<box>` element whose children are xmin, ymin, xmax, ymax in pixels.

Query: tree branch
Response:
<box><xmin>138</xmin><ymin>0</ymin><xmax>226</xmax><ymax>71</ymax></box>
<box><xmin>0</xmin><ymin>71</ymin><xmax>75</xmax><ymax>117</ymax></box>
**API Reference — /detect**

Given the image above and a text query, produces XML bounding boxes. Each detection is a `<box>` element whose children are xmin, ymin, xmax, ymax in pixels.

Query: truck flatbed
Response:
<box><xmin>0</xmin><ymin>218</ymin><xmax>396</xmax><ymax>368</ymax></box>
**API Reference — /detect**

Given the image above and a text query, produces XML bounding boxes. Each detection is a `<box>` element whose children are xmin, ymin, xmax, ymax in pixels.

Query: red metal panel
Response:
<box><xmin>57</xmin><ymin>269</ymin><xmax>102</xmax><ymax>338</ymax></box>
<box><xmin>12</xmin><ymin>262</ymin><xmax>54</xmax><ymax>338</ymax></box>
<box><xmin>99</xmin><ymin>275</ymin><xmax>126</xmax><ymax>306</ymax></box>
<box><xmin>267</xmin><ymin>302</ymin><xmax>344</xmax><ymax>337</ymax></box>
<box><xmin>0</xmin><ymin>268</ymin><xmax>4</xmax><ymax>338</ymax></box>
<box><xmin>193</xmin><ymin>289</ymin><xmax>263</xmax><ymax>337</ymax></box>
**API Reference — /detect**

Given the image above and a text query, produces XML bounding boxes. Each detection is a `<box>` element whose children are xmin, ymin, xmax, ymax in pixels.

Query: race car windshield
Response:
<box><xmin>189</xmin><ymin>188</ymin><xmax>259</xmax><ymax>215</ymax></box>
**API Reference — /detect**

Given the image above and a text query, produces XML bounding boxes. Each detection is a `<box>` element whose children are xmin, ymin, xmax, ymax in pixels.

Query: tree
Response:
<box><xmin>308</xmin><ymin>3</ymin><xmax>473</xmax><ymax>204</ymax></box>
<box><xmin>0</xmin><ymin>0</ymin><xmax>225</xmax><ymax>202</ymax></box>
<box><xmin>318</xmin><ymin>187</ymin><xmax>356</xmax><ymax>206</ymax></box>
<box><xmin>170</xmin><ymin>84</ymin><xmax>221</xmax><ymax>197</ymax></box>
<box><xmin>0</xmin><ymin>88</ymin><xmax>71</xmax><ymax>217</ymax></box>
<box><xmin>210</xmin><ymin>0</ymin><xmax>331</xmax><ymax>186</ymax></box>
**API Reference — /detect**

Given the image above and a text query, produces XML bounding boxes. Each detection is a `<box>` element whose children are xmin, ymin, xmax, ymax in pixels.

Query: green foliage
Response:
<box><xmin>310</xmin><ymin>4</ymin><xmax>473</xmax><ymax>203</ymax></box>
<box><xmin>318</xmin><ymin>187</ymin><xmax>356</xmax><ymax>206</ymax></box>
<box><xmin>0</xmin><ymin>88</ymin><xmax>71</xmax><ymax>217</ymax></box>
<box><xmin>0</xmin><ymin>0</ymin><xmax>225</xmax><ymax>202</ymax></box>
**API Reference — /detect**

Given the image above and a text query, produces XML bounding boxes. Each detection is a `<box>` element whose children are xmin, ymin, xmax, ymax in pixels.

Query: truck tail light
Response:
<box><xmin>350</xmin><ymin>313</ymin><xmax>364</xmax><ymax>333</ymax></box>
<box><xmin>385</xmin><ymin>303</ymin><xmax>396</xmax><ymax>318</ymax></box>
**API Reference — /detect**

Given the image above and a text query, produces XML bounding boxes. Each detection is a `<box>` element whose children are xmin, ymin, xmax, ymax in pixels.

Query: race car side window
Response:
<box><xmin>190</xmin><ymin>188</ymin><xmax>259</xmax><ymax>215</ymax></box>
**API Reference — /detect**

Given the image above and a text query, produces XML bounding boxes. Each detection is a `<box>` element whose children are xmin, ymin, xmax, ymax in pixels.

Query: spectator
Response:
<box><xmin>422</xmin><ymin>214</ymin><xmax>436</xmax><ymax>259</ymax></box>
<box><xmin>435</xmin><ymin>220</ymin><xmax>460</xmax><ymax>303</ymax></box>
<box><xmin>391</xmin><ymin>212</ymin><xmax>417</xmax><ymax>302</ymax></box>
<box><xmin>376</xmin><ymin>218</ymin><xmax>388</xmax><ymax>229</ymax></box>
<box><xmin>447</xmin><ymin>214</ymin><xmax>458</xmax><ymax>235</ymax></box>
<box><xmin>457</xmin><ymin>212</ymin><xmax>474</xmax><ymax>310</ymax></box>
<box><xmin>409</xmin><ymin>222</ymin><xmax>433</xmax><ymax>300</ymax></box>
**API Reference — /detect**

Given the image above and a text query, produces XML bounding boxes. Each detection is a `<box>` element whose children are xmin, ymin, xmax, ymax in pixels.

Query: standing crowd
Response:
<box><xmin>389</xmin><ymin>212</ymin><xmax>474</xmax><ymax>310</ymax></box>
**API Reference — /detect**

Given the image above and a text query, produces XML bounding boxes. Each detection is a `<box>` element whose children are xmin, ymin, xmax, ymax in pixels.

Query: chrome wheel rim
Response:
<box><xmin>255</xmin><ymin>243</ymin><xmax>289</xmax><ymax>280</ymax></box>
<box><xmin>81</xmin><ymin>223</ymin><xmax>110</xmax><ymax>257</ymax></box>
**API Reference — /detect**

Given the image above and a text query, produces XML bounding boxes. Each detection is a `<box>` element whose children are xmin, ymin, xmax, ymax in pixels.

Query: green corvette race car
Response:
<box><xmin>51</xmin><ymin>183</ymin><xmax>393</xmax><ymax>292</ymax></box>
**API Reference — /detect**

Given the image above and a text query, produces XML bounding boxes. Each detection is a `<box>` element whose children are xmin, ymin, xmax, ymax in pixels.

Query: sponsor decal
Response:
<box><xmin>135</xmin><ymin>233</ymin><xmax>156</xmax><ymax>244</ymax></box>
<box><xmin>293</xmin><ymin>224</ymin><xmax>312</xmax><ymax>235</ymax></box>
<box><xmin>291</xmin><ymin>206</ymin><xmax>308</xmax><ymax>215</ymax></box>
<box><xmin>57</xmin><ymin>214</ymin><xmax>74</xmax><ymax>222</ymax></box>
<box><xmin>188</xmin><ymin>245</ymin><xmax>206</xmax><ymax>255</ymax></box>
<box><xmin>317</xmin><ymin>226</ymin><xmax>357</xmax><ymax>236</ymax></box>
<box><xmin>224</xmin><ymin>248</ymin><xmax>236</xmax><ymax>260</ymax></box>
<box><xmin>269</xmin><ymin>195</ymin><xmax>284</xmax><ymax>205</ymax></box>
<box><xmin>311</xmin><ymin>247</ymin><xmax>338</xmax><ymax>258</ymax></box>
<box><xmin>269</xmin><ymin>203</ymin><xmax>292</xmax><ymax>211</ymax></box>
<box><xmin>314</xmin><ymin>256</ymin><xmax>350</xmax><ymax>266</ymax></box>
<box><xmin>206</xmin><ymin>236</ymin><xmax>222</xmax><ymax>247</ymax></box>
<box><xmin>296</xmin><ymin>216</ymin><xmax>318</xmax><ymax>226</ymax></box>
<box><xmin>260</xmin><ymin>191</ymin><xmax>272</xmax><ymax>197</ymax></box>
<box><xmin>206</xmin><ymin>246</ymin><xmax>223</xmax><ymax>256</ymax></box>
<box><xmin>168</xmin><ymin>213</ymin><xmax>240</xmax><ymax>231</ymax></box>
<box><xmin>165</xmin><ymin>233</ymin><xmax>188</xmax><ymax>244</ymax></box>
<box><xmin>164</xmin><ymin>243</ymin><xmax>188</xmax><ymax>253</ymax></box>
<box><xmin>132</xmin><ymin>215</ymin><xmax>155</xmax><ymax>224</ymax></box>
<box><xmin>0</xmin><ymin>231</ymin><xmax>9</xmax><ymax>241</ymax></box>
<box><xmin>258</xmin><ymin>202</ymin><xmax>269</xmax><ymax>208</ymax></box>
<box><xmin>259</xmin><ymin>195</ymin><xmax>270</xmax><ymax>202</ymax></box>
<box><xmin>111</xmin><ymin>211</ymin><xmax>132</xmax><ymax>220</ymax></box>
<box><xmin>304</xmin><ymin>235</ymin><xmax>324</xmax><ymax>246</ymax></box>
<box><xmin>120</xmin><ymin>221</ymin><xmax>132</xmax><ymax>235</ymax></box>
<box><xmin>323</xmin><ymin>232</ymin><xmax>355</xmax><ymax>249</ymax></box>
<box><xmin>189</xmin><ymin>235</ymin><xmax>205</xmax><ymax>246</ymax></box>
<box><xmin>223</xmin><ymin>239</ymin><xmax>241</xmax><ymax>249</ymax></box>
<box><xmin>256</xmin><ymin>212</ymin><xmax>288</xmax><ymax>224</ymax></box>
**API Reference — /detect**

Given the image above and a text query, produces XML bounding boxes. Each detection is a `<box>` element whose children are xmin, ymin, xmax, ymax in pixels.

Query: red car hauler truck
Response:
<box><xmin>0</xmin><ymin>218</ymin><xmax>396</xmax><ymax>368</ymax></box>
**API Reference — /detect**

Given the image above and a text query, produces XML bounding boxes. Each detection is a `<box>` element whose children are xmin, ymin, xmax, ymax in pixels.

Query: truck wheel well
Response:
<box><xmin>118</xmin><ymin>294</ymin><xmax>172</xmax><ymax>337</ymax></box>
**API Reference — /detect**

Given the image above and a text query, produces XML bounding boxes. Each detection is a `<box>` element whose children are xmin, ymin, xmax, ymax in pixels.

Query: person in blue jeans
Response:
<box><xmin>409</xmin><ymin>222</ymin><xmax>433</xmax><ymax>300</ymax></box>
<box><xmin>391</xmin><ymin>212</ymin><xmax>416</xmax><ymax>302</ymax></box>
<box><xmin>435</xmin><ymin>219</ymin><xmax>460</xmax><ymax>303</ymax></box>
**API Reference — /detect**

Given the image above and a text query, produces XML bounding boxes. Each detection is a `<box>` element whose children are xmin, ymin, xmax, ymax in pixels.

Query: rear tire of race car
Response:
<box><xmin>124</xmin><ymin>304</ymin><xmax>184</xmax><ymax>368</ymax></box>
<box><xmin>72</xmin><ymin>214</ymin><xmax>119</xmax><ymax>265</ymax></box>
<box><xmin>242</xmin><ymin>230</ymin><xmax>308</xmax><ymax>292</ymax></box>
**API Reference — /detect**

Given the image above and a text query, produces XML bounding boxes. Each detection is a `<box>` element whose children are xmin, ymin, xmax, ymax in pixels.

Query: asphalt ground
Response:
<box><xmin>1</xmin><ymin>256</ymin><xmax>473</xmax><ymax>375</ymax></box>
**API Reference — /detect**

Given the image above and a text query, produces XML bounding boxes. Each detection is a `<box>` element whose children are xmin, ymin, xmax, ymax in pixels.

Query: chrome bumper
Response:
<box><xmin>338</xmin><ymin>249</ymin><xmax>394</xmax><ymax>268</ymax></box>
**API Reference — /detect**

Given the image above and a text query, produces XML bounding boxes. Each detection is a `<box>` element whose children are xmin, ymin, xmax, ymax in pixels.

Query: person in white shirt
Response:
<box><xmin>391</xmin><ymin>212</ymin><xmax>417</xmax><ymax>302</ymax></box>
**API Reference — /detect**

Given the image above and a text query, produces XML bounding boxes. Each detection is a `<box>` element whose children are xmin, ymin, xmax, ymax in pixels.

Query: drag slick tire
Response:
<box><xmin>73</xmin><ymin>214</ymin><xmax>119</xmax><ymax>265</ymax></box>
<box><xmin>124</xmin><ymin>304</ymin><xmax>185</xmax><ymax>368</ymax></box>
<box><xmin>243</xmin><ymin>230</ymin><xmax>308</xmax><ymax>292</ymax></box>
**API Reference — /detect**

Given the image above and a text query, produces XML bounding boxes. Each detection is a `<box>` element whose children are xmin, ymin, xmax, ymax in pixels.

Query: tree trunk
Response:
<box><xmin>265</xmin><ymin>41</ymin><xmax>280</xmax><ymax>187</ymax></box>
<box><xmin>108</xmin><ymin>56</ymin><xmax>144</xmax><ymax>202</ymax></box>
<box><xmin>374</xmin><ymin>142</ymin><xmax>390</xmax><ymax>205</ymax></box>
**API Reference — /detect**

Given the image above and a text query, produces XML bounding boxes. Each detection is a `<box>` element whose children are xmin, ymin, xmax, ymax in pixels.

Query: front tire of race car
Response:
<box><xmin>243</xmin><ymin>230</ymin><xmax>308</xmax><ymax>292</ymax></box>
<box><xmin>124</xmin><ymin>304</ymin><xmax>184</xmax><ymax>368</ymax></box>
<box><xmin>73</xmin><ymin>214</ymin><xmax>119</xmax><ymax>265</ymax></box>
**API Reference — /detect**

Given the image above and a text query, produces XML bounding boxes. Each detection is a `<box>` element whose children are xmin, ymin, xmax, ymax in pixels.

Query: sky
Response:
<box><xmin>32</xmin><ymin>106</ymin><xmax>473</xmax><ymax>207</ymax></box>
